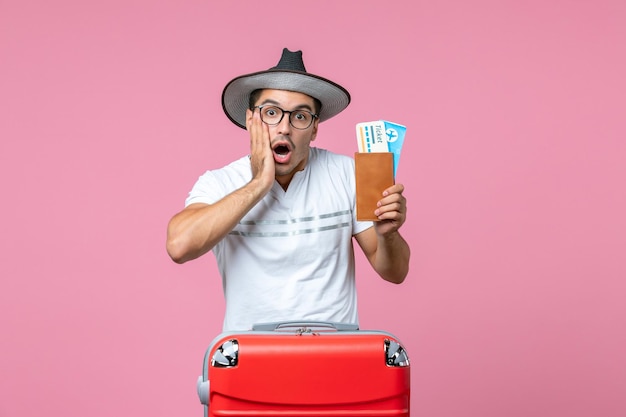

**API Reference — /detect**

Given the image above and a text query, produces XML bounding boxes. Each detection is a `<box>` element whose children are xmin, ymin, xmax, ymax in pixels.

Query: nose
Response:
<box><xmin>276</xmin><ymin>111</ymin><xmax>292</xmax><ymax>135</ymax></box>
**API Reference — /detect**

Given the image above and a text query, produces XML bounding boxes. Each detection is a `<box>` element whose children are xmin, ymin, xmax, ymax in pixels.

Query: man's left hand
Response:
<box><xmin>373</xmin><ymin>184</ymin><xmax>407</xmax><ymax>236</ymax></box>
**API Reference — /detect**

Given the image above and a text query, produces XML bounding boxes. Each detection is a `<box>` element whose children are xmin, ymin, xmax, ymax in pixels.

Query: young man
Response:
<box><xmin>166</xmin><ymin>48</ymin><xmax>410</xmax><ymax>331</ymax></box>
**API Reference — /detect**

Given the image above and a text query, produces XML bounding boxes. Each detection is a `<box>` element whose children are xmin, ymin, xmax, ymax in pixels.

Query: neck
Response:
<box><xmin>275</xmin><ymin>175</ymin><xmax>292</xmax><ymax>191</ymax></box>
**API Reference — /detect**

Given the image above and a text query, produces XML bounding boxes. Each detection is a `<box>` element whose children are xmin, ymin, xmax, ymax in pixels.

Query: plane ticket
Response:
<box><xmin>356</xmin><ymin>120</ymin><xmax>407</xmax><ymax>177</ymax></box>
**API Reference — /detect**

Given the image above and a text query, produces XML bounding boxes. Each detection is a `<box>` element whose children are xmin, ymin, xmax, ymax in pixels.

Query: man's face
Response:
<box><xmin>250</xmin><ymin>89</ymin><xmax>319</xmax><ymax>186</ymax></box>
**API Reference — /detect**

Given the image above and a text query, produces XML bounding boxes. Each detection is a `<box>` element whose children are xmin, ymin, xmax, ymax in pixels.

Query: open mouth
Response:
<box><xmin>274</xmin><ymin>144</ymin><xmax>290</xmax><ymax>156</ymax></box>
<box><xmin>272</xmin><ymin>142</ymin><xmax>292</xmax><ymax>163</ymax></box>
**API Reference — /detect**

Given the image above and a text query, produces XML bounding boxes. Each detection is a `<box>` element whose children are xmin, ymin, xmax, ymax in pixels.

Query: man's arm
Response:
<box><xmin>354</xmin><ymin>183</ymin><xmax>410</xmax><ymax>284</ymax></box>
<box><xmin>166</xmin><ymin>109</ymin><xmax>275</xmax><ymax>264</ymax></box>
<box><xmin>166</xmin><ymin>178</ymin><xmax>268</xmax><ymax>264</ymax></box>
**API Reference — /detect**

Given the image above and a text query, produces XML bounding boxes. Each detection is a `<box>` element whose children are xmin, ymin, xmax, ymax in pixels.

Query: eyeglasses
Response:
<box><xmin>254</xmin><ymin>105</ymin><xmax>318</xmax><ymax>130</ymax></box>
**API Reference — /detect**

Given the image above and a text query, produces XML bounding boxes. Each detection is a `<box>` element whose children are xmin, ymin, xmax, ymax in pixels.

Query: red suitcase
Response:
<box><xmin>197</xmin><ymin>321</ymin><xmax>411</xmax><ymax>417</ymax></box>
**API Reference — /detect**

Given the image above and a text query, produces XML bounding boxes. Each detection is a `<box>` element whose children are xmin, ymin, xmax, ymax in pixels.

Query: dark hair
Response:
<box><xmin>248</xmin><ymin>89</ymin><xmax>322</xmax><ymax>114</ymax></box>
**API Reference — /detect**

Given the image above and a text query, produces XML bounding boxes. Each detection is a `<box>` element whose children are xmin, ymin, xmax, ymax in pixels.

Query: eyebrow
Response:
<box><xmin>258</xmin><ymin>99</ymin><xmax>315</xmax><ymax>112</ymax></box>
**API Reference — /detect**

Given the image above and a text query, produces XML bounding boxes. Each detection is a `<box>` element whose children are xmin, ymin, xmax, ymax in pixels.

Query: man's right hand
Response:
<box><xmin>246</xmin><ymin>107</ymin><xmax>275</xmax><ymax>194</ymax></box>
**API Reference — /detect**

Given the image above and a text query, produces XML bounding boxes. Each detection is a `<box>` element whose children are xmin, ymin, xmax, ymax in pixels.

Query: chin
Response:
<box><xmin>275</xmin><ymin>165</ymin><xmax>294</xmax><ymax>177</ymax></box>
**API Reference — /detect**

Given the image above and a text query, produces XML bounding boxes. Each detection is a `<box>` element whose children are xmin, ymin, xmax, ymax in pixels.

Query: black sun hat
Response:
<box><xmin>222</xmin><ymin>48</ymin><xmax>351</xmax><ymax>129</ymax></box>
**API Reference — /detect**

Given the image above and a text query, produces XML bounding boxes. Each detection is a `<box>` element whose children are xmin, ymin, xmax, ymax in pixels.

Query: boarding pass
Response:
<box><xmin>356</xmin><ymin>120</ymin><xmax>407</xmax><ymax>177</ymax></box>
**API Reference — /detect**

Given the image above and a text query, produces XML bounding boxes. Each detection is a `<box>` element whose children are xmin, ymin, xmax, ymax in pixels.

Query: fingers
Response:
<box><xmin>378</xmin><ymin>184</ymin><xmax>405</xmax><ymax>210</ymax></box>
<box><xmin>247</xmin><ymin>108</ymin><xmax>275</xmax><ymax>188</ymax></box>
<box><xmin>374</xmin><ymin>200</ymin><xmax>406</xmax><ymax>221</ymax></box>
<box><xmin>248</xmin><ymin>109</ymin><xmax>272</xmax><ymax>162</ymax></box>
<box><xmin>374</xmin><ymin>183</ymin><xmax>407</xmax><ymax>223</ymax></box>
<box><xmin>382</xmin><ymin>183</ymin><xmax>404</xmax><ymax>197</ymax></box>
<box><xmin>247</xmin><ymin>108</ymin><xmax>269</xmax><ymax>149</ymax></box>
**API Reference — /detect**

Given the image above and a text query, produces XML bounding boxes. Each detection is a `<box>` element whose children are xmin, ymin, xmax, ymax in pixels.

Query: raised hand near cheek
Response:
<box><xmin>246</xmin><ymin>108</ymin><xmax>275</xmax><ymax>191</ymax></box>
<box><xmin>373</xmin><ymin>183</ymin><xmax>407</xmax><ymax>236</ymax></box>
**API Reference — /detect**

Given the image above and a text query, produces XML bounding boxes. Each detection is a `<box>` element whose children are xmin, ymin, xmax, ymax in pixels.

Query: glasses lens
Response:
<box><xmin>259</xmin><ymin>106</ymin><xmax>283</xmax><ymax>125</ymax></box>
<box><xmin>289</xmin><ymin>111</ymin><xmax>313</xmax><ymax>129</ymax></box>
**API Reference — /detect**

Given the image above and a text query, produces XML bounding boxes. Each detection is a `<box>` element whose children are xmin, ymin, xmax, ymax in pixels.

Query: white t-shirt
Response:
<box><xmin>186</xmin><ymin>147</ymin><xmax>373</xmax><ymax>331</ymax></box>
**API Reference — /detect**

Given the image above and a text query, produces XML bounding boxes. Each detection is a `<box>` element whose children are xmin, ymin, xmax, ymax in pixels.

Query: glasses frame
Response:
<box><xmin>253</xmin><ymin>105</ymin><xmax>319</xmax><ymax>130</ymax></box>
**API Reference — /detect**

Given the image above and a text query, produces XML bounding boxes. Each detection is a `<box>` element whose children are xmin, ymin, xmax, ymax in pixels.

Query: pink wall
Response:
<box><xmin>1</xmin><ymin>1</ymin><xmax>625</xmax><ymax>416</ymax></box>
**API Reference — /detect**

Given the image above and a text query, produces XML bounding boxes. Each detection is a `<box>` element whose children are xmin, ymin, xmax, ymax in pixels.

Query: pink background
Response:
<box><xmin>1</xmin><ymin>1</ymin><xmax>625</xmax><ymax>416</ymax></box>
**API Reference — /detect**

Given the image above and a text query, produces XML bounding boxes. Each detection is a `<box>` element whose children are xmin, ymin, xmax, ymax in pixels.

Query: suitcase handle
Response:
<box><xmin>252</xmin><ymin>321</ymin><xmax>359</xmax><ymax>332</ymax></box>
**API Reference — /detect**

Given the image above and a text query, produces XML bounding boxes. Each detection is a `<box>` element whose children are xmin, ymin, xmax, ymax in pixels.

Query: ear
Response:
<box><xmin>310</xmin><ymin>118</ymin><xmax>320</xmax><ymax>142</ymax></box>
<box><xmin>245</xmin><ymin>108</ymin><xmax>253</xmax><ymax>130</ymax></box>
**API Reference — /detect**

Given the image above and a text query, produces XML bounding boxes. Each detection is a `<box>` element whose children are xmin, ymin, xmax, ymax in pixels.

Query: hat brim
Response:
<box><xmin>222</xmin><ymin>69</ymin><xmax>351</xmax><ymax>129</ymax></box>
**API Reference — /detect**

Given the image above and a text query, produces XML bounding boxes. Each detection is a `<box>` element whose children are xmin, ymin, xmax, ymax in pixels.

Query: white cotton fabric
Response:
<box><xmin>186</xmin><ymin>147</ymin><xmax>373</xmax><ymax>331</ymax></box>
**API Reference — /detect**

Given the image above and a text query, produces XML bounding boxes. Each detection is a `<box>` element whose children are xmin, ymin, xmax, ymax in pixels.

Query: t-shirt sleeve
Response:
<box><xmin>184</xmin><ymin>170</ymin><xmax>223</xmax><ymax>207</ymax></box>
